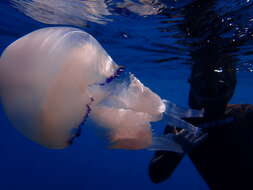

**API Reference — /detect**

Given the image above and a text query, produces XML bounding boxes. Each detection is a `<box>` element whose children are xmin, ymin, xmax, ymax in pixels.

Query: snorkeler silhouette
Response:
<box><xmin>149</xmin><ymin>0</ymin><xmax>253</xmax><ymax>189</ymax></box>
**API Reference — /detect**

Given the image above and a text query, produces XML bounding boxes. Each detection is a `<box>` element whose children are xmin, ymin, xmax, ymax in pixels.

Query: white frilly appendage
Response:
<box><xmin>0</xmin><ymin>27</ymin><xmax>202</xmax><ymax>152</ymax></box>
<box><xmin>147</xmin><ymin>102</ymin><xmax>203</xmax><ymax>153</ymax></box>
<box><xmin>88</xmin><ymin>71</ymin><xmax>203</xmax><ymax>153</ymax></box>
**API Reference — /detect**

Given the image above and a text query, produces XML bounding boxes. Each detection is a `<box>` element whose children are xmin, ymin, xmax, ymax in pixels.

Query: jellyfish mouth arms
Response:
<box><xmin>68</xmin><ymin>66</ymin><xmax>126</xmax><ymax>145</ymax></box>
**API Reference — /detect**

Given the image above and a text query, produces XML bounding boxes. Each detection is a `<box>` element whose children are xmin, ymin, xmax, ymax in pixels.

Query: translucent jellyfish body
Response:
<box><xmin>0</xmin><ymin>27</ymin><xmax>201</xmax><ymax>152</ymax></box>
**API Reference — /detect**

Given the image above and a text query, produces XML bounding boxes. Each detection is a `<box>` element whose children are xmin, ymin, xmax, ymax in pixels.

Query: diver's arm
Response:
<box><xmin>149</xmin><ymin>126</ymin><xmax>184</xmax><ymax>183</ymax></box>
<box><xmin>149</xmin><ymin>150</ymin><xmax>184</xmax><ymax>183</ymax></box>
<box><xmin>149</xmin><ymin>124</ymin><xmax>207</xmax><ymax>183</ymax></box>
<box><xmin>226</xmin><ymin>104</ymin><xmax>253</xmax><ymax>130</ymax></box>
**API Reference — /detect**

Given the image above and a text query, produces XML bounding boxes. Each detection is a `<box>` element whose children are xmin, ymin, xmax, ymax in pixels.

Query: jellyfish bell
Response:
<box><xmin>0</xmin><ymin>27</ymin><xmax>119</xmax><ymax>149</ymax></box>
<box><xmin>0</xmin><ymin>27</ymin><xmax>166</xmax><ymax>150</ymax></box>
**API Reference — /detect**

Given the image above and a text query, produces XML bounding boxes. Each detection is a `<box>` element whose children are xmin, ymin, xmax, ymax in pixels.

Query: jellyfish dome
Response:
<box><xmin>0</xmin><ymin>27</ymin><xmax>169</xmax><ymax>150</ymax></box>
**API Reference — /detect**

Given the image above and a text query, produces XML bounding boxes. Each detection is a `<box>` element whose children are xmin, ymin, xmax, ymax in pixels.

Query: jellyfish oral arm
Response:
<box><xmin>164</xmin><ymin>100</ymin><xmax>203</xmax><ymax>118</ymax></box>
<box><xmin>148</xmin><ymin>134</ymin><xmax>184</xmax><ymax>153</ymax></box>
<box><xmin>90</xmin><ymin>105</ymin><xmax>153</xmax><ymax>150</ymax></box>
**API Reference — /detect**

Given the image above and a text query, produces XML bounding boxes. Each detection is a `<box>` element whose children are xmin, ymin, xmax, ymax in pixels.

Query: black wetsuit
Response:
<box><xmin>149</xmin><ymin>104</ymin><xmax>253</xmax><ymax>190</ymax></box>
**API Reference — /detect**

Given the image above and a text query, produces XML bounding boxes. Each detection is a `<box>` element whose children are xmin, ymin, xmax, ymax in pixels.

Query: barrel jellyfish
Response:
<box><xmin>0</xmin><ymin>27</ymin><xmax>202</xmax><ymax>153</ymax></box>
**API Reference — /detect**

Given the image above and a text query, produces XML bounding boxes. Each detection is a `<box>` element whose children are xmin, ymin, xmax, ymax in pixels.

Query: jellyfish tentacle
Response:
<box><xmin>165</xmin><ymin>100</ymin><xmax>203</xmax><ymax>118</ymax></box>
<box><xmin>164</xmin><ymin>113</ymin><xmax>201</xmax><ymax>135</ymax></box>
<box><xmin>147</xmin><ymin>134</ymin><xmax>184</xmax><ymax>153</ymax></box>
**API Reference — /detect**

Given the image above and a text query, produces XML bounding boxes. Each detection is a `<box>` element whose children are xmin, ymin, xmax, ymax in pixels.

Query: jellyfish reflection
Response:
<box><xmin>10</xmin><ymin>0</ymin><xmax>112</xmax><ymax>25</ymax></box>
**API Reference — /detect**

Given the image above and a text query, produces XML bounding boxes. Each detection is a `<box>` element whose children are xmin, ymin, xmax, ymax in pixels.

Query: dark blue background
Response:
<box><xmin>1</xmin><ymin>0</ymin><xmax>253</xmax><ymax>189</ymax></box>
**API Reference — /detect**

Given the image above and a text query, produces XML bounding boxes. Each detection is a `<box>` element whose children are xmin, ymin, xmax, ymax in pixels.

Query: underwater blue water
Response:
<box><xmin>1</xmin><ymin>0</ymin><xmax>253</xmax><ymax>189</ymax></box>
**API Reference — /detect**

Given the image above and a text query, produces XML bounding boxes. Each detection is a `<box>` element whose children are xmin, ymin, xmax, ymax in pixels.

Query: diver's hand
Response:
<box><xmin>172</xmin><ymin>129</ymin><xmax>208</xmax><ymax>153</ymax></box>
